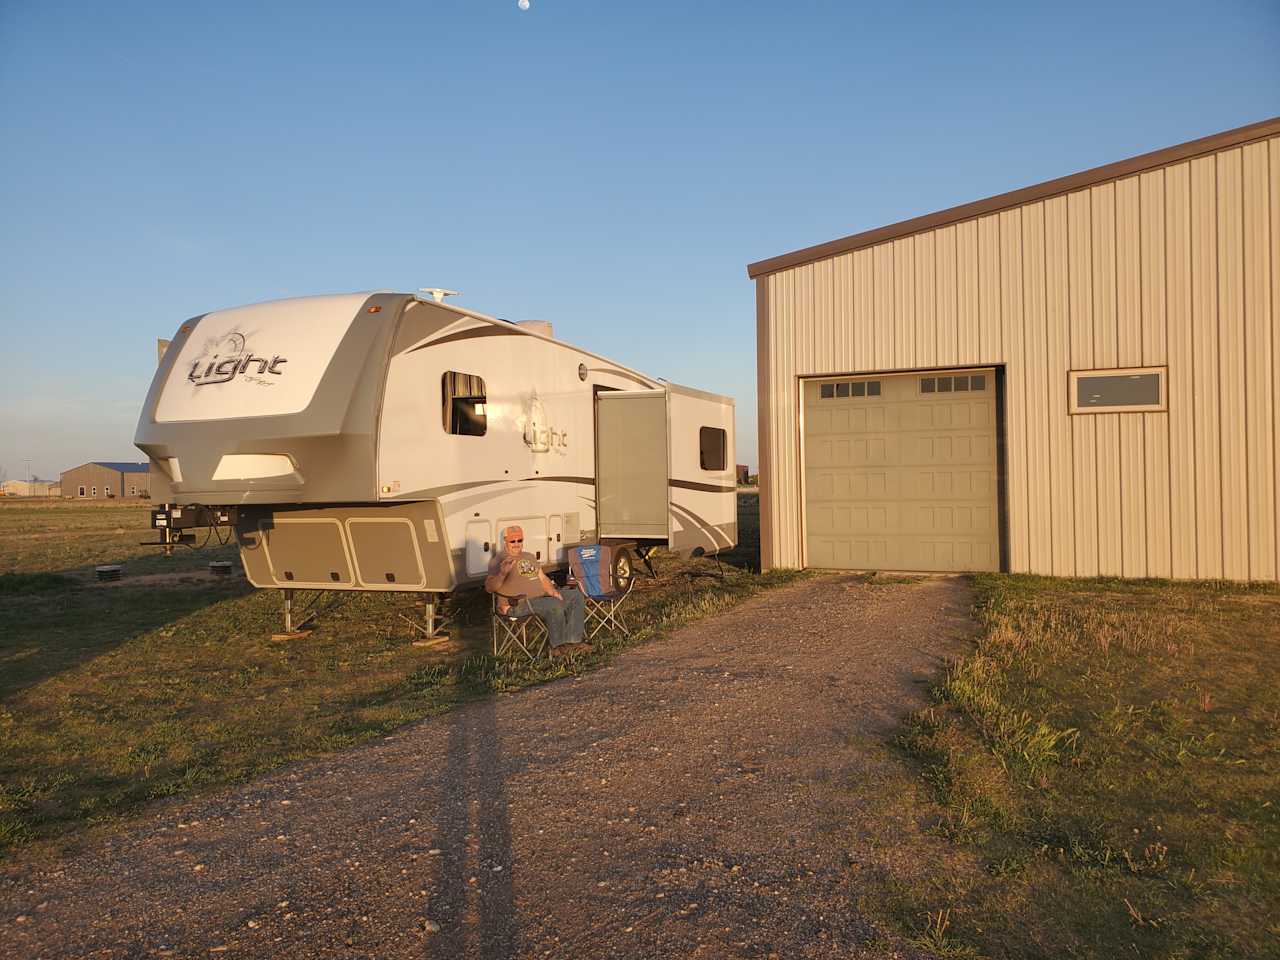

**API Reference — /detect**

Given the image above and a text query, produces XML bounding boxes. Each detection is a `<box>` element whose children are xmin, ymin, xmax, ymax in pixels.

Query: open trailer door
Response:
<box><xmin>595</xmin><ymin>389</ymin><xmax>669</xmax><ymax>541</ymax></box>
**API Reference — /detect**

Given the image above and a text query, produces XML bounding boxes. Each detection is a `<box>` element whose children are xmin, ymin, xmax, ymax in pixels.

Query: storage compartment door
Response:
<box><xmin>596</xmin><ymin>390</ymin><xmax>670</xmax><ymax>540</ymax></box>
<box><xmin>347</xmin><ymin>518</ymin><xmax>426</xmax><ymax>589</ymax></box>
<box><xmin>548</xmin><ymin>514</ymin><xmax>564</xmax><ymax>564</ymax></box>
<box><xmin>262</xmin><ymin>518</ymin><xmax>353</xmax><ymax>587</ymax></box>
<box><xmin>465</xmin><ymin>519</ymin><xmax>492</xmax><ymax>576</ymax></box>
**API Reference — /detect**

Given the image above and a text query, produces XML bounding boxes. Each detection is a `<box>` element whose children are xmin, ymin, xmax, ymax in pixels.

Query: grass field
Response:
<box><xmin>874</xmin><ymin>575</ymin><xmax>1280</xmax><ymax>960</ymax></box>
<box><xmin>0</xmin><ymin>498</ymin><xmax>237</xmax><ymax>577</ymax></box>
<box><xmin>6</xmin><ymin>498</ymin><xmax>1277</xmax><ymax>959</ymax></box>
<box><xmin>0</xmin><ymin>494</ymin><xmax>803</xmax><ymax>857</ymax></box>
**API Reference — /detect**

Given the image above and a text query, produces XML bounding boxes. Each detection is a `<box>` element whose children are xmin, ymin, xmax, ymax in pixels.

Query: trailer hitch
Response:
<box><xmin>148</xmin><ymin>504</ymin><xmax>236</xmax><ymax>555</ymax></box>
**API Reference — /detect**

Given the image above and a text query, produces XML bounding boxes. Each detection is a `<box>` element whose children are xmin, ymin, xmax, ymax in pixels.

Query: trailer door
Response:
<box><xmin>595</xmin><ymin>389</ymin><xmax>669</xmax><ymax>540</ymax></box>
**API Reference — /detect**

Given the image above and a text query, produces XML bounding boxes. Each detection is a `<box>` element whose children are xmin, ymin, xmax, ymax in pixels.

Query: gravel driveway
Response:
<box><xmin>1</xmin><ymin>574</ymin><xmax>977</xmax><ymax>959</ymax></box>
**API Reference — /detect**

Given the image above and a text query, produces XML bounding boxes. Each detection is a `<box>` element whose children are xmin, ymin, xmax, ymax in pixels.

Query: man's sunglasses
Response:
<box><xmin>507</xmin><ymin>538</ymin><xmax>523</xmax><ymax>544</ymax></box>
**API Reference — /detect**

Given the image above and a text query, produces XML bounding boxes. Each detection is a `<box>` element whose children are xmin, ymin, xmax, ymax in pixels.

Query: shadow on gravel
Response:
<box><xmin>423</xmin><ymin>697</ymin><xmax>518</xmax><ymax>959</ymax></box>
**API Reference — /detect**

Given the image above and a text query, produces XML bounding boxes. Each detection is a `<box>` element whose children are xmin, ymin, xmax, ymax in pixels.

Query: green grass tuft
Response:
<box><xmin>888</xmin><ymin>574</ymin><xmax>1280</xmax><ymax>959</ymax></box>
<box><xmin>0</xmin><ymin>571</ymin><xmax>79</xmax><ymax>594</ymax></box>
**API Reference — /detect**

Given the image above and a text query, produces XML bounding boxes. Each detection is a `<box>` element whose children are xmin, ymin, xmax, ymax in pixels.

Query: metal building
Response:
<box><xmin>1</xmin><ymin>479</ymin><xmax>57</xmax><ymax>497</ymax></box>
<box><xmin>749</xmin><ymin>117</ymin><xmax>1280</xmax><ymax>582</ymax></box>
<box><xmin>61</xmin><ymin>462</ymin><xmax>151</xmax><ymax>499</ymax></box>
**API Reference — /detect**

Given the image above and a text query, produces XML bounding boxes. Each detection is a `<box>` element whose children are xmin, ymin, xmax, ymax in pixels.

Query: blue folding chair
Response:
<box><xmin>569</xmin><ymin>544</ymin><xmax>635</xmax><ymax>641</ymax></box>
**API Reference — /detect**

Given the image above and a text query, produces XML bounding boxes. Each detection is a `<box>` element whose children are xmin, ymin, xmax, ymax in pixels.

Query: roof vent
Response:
<box><xmin>418</xmin><ymin>287</ymin><xmax>460</xmax><ymax>303</ymax></box>
<box><xmin>516</xmin><ymin>320</ymin><xmax>554</xmax><ymax>338</ymax></box>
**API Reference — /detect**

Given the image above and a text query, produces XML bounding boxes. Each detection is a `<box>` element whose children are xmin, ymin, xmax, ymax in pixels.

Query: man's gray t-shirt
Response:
<box><xmin>488</xmin><ymin>551</ymin><xmax>548</xmax><ymax>600</ymax></box>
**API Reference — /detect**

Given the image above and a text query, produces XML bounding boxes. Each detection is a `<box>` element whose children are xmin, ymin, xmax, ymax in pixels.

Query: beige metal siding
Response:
<box><xmin>1166</xmin><ymin>161</ymin><xmax>1197</xmax><ymax>578</ymax></box>
<box><xmin>1021</xmin><ymin>202</ymin><xmax>1053</xmax><ymax>575</ymax></box>
<box><xmin>1190</xmin><ymin>155</ymin><xmax>1224</xmax><ymax>578</ymax></box>
<box><xmin>757</xmin><ymin>131</ymin><xmax>1280</xmax><ymax>581</ymax></box>
<box><xmin>1218</xmin><ymin>149</ymin><xmax>1249</xmax><ymax>581</ymax></box>
<box><xmin>1044</xmin><ymin>196</ymin><xmax>1076</xmax><ymax>576</ymax></box>
<box><xmin>1000</xmin><ymin>209</ymin><xmax>1029</xmax><ymax>571</ymax></box>
<box><xmin>1140</xmin><ymin>169</ymin><xmax>1172</xmax><ymax>578</ymax></box>
<box><xmin>1068</xmin><ymin>188</ymin><xmax>1099</xmax><ymax>576</ymax></box>
<box><xmin>1243</xmin><ymin>141</ymin><xmax>1275</xmax><ymax>581</ymax></box>
<box><xmin>1271</xmin><ymin>138</ymin><xmax>1280</xmax><ymax>582</ymax></box>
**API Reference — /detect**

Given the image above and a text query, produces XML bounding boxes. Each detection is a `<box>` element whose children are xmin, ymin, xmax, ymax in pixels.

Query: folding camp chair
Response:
<box><xmin>491</xmin><ymin>591</ymin><xmax>548</xmax><ymax>660</ymax></box>
<box><xmin>569</xmin><ymin>544</ymin><xmax>635</xmax><ymax>641</ymax></box>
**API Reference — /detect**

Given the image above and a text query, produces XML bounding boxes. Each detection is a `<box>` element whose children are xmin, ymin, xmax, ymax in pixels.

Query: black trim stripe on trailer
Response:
<box><xmin>669</xmin><ymin>479</ymin><xmax>738</xmax><ymax>494</ymax></box>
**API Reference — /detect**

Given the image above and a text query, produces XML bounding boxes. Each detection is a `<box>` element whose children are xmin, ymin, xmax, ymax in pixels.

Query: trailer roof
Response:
<box><xmin>412</xmin><ymin>294</ymin><xmax>663</xmax><ymax>390</ymax></box>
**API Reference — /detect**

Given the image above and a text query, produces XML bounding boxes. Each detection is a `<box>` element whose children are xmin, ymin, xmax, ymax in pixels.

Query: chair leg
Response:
<box><xmin>496</xmin><ymin>615</ymin><xmax>548</xmax><ymax>661</ymax></box>
<box><xmin>584</xmin><ymin>599</ymin><xmax>630</xmax><ymax>641</ymax></box>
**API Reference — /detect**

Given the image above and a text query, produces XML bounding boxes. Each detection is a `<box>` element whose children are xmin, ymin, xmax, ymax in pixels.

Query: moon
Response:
<box><xmin>518</xmin><ymin>0</ymin><xmax>529</xmax><ymax>9</ymax></box>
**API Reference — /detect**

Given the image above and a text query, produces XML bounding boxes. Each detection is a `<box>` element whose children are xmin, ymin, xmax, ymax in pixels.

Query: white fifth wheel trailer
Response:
<box><xmin>134</xmin><ymin>291</ymin><xmax>736</xmax><ymax>614</ymax></box>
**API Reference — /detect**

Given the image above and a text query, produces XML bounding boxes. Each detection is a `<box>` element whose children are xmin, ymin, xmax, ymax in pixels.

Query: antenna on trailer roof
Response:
<box><xmin>418</xmin><ymin>288</ymin><xmax>460</xmax><ymax>303</ymax></box>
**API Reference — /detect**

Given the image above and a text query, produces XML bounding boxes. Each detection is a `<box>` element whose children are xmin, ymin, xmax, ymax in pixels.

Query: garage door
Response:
<box><xmin>802</xmin><ymin>369</ymin><xmax>999</xmax><ymax>572</ymax></box>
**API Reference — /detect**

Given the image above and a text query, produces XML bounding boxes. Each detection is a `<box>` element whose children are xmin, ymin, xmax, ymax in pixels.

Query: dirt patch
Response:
<box><xmin>0</xmin><ymin>574</ymin><xmax>976</xmax><ymax>959</ymax></box>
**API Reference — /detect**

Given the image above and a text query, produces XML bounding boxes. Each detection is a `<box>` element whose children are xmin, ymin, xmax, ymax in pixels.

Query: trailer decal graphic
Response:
<box><xmin>187</xmin><ymin>330</ymin><xmax>289</xmax><ymax>387</ymax></box>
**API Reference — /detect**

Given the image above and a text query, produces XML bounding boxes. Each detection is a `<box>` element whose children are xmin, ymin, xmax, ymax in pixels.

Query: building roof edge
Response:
<box><xmin>746</xmin><ymin>116</ymin><xmax>1280</xmax><ymax>280</ymax></box>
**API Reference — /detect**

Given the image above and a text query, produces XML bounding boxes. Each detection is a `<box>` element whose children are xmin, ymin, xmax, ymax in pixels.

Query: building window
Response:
<box><xmin>78</xmin><ymin>485</ymin><xmax>86</xmax><ymax>497</ymax></box>
<box><xmin>92</xmin><ymin>486</ymin><xmax>97</xmax><ymax>496</ymax></box>
<box><xmin>922</xmin><ymin>373</ymin><xmax>986</xmax><ymax>394</ymax></box>
<box><xmin>105</xmin><ymin>486</ymin><xmax>111</xmax><ymax>498</ymax></box>
<box><xmin>820</xmin><ymin>379</ymin><xmax>881</xmax><ymax>399</ymax></box>
<box><xmin>130</xmin><ymin>485</ymin><xmax>137</xmax><ymax>496</ymax></box>
<box><xmin>699</xmin><ymin>426</ymin><xmax>727</xmax><ymax>471</ymax></box>
<box><xmin>442</xmin><ymin>372</ymin><xmax>487</xmax><ymax>436</ymax></box>
<box><xmin>1069</xmin><ymin>367</ymin><xmax>1166</xmax><ymax>414</ymax></box>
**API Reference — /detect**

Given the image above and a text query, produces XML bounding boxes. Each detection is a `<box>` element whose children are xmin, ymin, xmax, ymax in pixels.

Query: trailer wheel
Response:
<box><xmin>611</xmin><ymin>547</ymin><xmax>636</xmax><ymax>593</ymax></box>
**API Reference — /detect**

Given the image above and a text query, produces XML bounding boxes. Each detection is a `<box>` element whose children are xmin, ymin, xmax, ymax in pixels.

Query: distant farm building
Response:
<box><xmin>1</xmin><ymin>479</ymin><xmax>58</xmax><ymax>497</ymax></box>
<box><xmin>61</xmin><ymin>462</ymin><xmax>151</xmax><ymax>499</ymax></box>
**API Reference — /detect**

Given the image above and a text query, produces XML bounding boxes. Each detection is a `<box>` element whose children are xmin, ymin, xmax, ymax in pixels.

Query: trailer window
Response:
<box><xmin>442</xmin><ymin>372</ymin><xmax>488</xmax><ymax>436</ymax></box>
<box><xmin>699</xmin><ymin>426</ymin><xmax>727</xmax><ymax>471</ymax></box>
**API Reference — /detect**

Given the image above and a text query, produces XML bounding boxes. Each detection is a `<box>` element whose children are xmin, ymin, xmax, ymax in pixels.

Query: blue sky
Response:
<box><xmin>1</xmin><ymin>0</ymin><xmax>1277</xmax><ymax>479</ymax></box>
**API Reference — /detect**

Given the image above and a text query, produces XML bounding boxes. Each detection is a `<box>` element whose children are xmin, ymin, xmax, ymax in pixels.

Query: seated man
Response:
<box><xmin>484</xmin><ymin>525</ymin><xmax>588</xmax><ymax>656</ymax></box>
